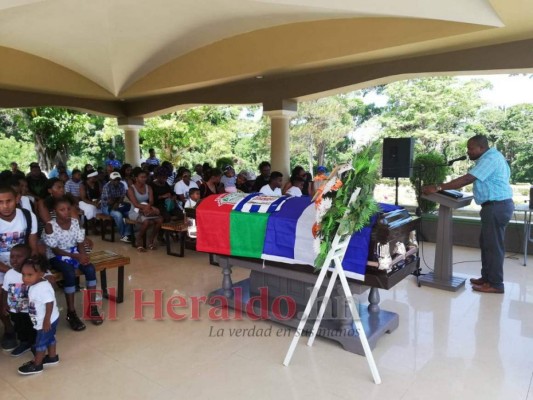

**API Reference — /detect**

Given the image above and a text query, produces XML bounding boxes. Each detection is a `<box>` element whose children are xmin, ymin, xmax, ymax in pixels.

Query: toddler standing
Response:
<box><xmin>18</xmin><ymin>258</ymin><xmax>59</xmax><ymax>375</ymax></box>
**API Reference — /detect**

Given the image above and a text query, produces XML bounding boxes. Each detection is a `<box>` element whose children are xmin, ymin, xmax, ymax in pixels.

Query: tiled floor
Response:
<box><xmin>0</xmin><ymin>237</ymin><xmax>532</xmax><ymax>400</ymax></box>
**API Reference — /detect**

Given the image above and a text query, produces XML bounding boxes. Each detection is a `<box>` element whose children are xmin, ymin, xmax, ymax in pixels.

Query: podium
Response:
<box><xmin>419</xmin><ymin>192</ymin><xmax>474</xmax><ymax>291</ymax></box>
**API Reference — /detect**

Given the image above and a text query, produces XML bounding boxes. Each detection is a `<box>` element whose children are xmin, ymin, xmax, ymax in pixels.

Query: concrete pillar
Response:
<box><xmin>264</xmin><ymin>107</ymin><xmax>297</xmax><ymax>181</ymax></box>
<box><xmin>117</xmin><ymin>117</ymin><xmax>144</xmax><ymax>167</ymax></box>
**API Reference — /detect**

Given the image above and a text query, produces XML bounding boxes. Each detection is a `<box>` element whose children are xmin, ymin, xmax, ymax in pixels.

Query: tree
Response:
<box><xmin>23</xmin><ymin>108</ymin><xmax>93</xmax><ymax>170</ymax></box>
<box><xmin>0</xmin><ymin>133</ymin><xmax>35</xmax><ymax>172</ymax></box>
<box><xmin>493</xmin><ymin>104</ymin><xmax>533</xmax><ymax>182</ymax></box>
<box><xmin>379</xmin><ymin>77</ymin><xmax>491</xmax><ymax>155</ymax></box>
<box><xmin>140</xmin><ymin>106</ymin><xmax>240</xmax><ymax>166</ymax></box>
<box><xmin>290</xmin><ymin>94</ymin><xmax>379</xmax><ymax>172</ymax></box>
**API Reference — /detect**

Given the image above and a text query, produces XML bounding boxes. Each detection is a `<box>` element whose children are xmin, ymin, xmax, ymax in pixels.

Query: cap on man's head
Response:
<box><xmin>109</xmin><ymin>172</ymin><xmax>122</xmax><ymax>180</ymax></box>
<box><xmin>317</xmin><ymin>166</ymin><xmax>327</xmax><ymax>173</ymax></box>
<box><xmin>223</xmin><ymin>165</ymin><xmax>233</xmax><ymax>172</ymax></box>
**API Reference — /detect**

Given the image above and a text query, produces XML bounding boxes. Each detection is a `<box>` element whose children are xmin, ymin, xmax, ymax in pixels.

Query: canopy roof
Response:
<box><xmin>1</xmin><ymin>0</ymin><xmax>532</xmax><ymax>117</ymax></box>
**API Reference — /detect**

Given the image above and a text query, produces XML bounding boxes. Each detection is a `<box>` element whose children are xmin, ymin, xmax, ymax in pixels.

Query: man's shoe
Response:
<box><xmin>11</xmin><ymin>342</ymin><xmax>31</xmax><ymax>357</ymax></box>
<box><xmin>472</xmin><ymin>284</ymin><xmax>504</xmax><ymax>294</ymax></box>
<box><xmin>43</xmin><ymin>354</ymin><xmax>60</xmax><ymax>366</ymax></box>
<box><xmin>67</xmin><ymin>311</ymin><xmax>86</xmax><ymax>331</ymax></box>
<box><xmin>120</xmin><ymin>235</ymin><xmax>131</xmax><ymax>243</ymax></box>
<box><xmin>18</xmin><ymin>361</ymin><xmax>43</xmax><ymax>375</ymax></box>
<box><xmin>1</xmin><ymin>333</ymin><xmax>18</xmax><ymax>351</ymax></box>
<box><xmin>470</xmin><ymin>277</ymin><xmax>487</xmax><ymax>285</ymax></box>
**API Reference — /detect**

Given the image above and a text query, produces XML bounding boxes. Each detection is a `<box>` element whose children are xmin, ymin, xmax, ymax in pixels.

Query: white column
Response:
<box><xmin>117</xmin><ymin>118</ymin><xmax>144</xmax><ymax>167</ymax></box>
<box><xmin>264</xmin><ymin>109</ymin><xmax>296</xmax><ymax>181</ymax></box>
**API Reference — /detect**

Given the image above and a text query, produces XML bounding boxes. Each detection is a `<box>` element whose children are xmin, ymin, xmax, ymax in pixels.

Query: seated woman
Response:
<box><xmin>199</xmin><ymin>168</ymin><xmax>223</xmax><ymax>198</ymax></box>
<box><xmin>69</xmin><ymin>170</ymin><xmax>100</xmax><ymax>235</ymax></box>
<box><xmin>235</xmin><ymin>172</ymin><xmax>252</xmax><ymax>193</ymax></box>
<box><xmin>282</xmin><ymin>166</ymin><xmax>312</xmax><ymax>196</ymax></box>
<box><xmin>37</xmin><ymin>178</ymin><xmax>93</xmax><ymax>252</ymax></box>
<box><xmin>127</xmin><ymin>167</ymin><xmax>163</xmax><ymax>252</ymax></box>
<box><xmin>43</xmin><ymin>197</ymin><xmax>103</xmax><ymax>331</ymax></box>
<box><xmin>37</xmin><ymin>178</ymin><xmax>80</xmax><ymax>227</ymax></box>
<box><xmin>119</xmin><ymin>163</ymin><xmax>134</xmax><ymax>190</ymax></box>
<box><xmin>79</xmin><ymin>171</ymin><xmax>102</xmax><ymax>221</ymax></box>
<box><xmin>150</xmin><ymin>167</ymin><xmax>177</xmax><ymax>222</ymax></box>
<box><xmin>82</xmin><ymin>163</ymin><xmax>95</xmax><ymax>176</ymax></box>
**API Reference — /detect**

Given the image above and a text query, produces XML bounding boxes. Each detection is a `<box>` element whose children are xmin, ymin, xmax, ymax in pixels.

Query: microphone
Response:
<box><xmin>447</xmin><ymin>155</ymin><xmax>467</xmax><ymax>166</ymax></box>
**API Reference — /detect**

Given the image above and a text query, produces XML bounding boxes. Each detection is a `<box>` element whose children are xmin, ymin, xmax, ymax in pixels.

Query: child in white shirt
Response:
<box><xmin>286</xmin><ymin>176</ymin><xmax>305</xmax><ymax>197</ymax></box>
<box><xmin>2</xmin><ymin>244</ymin><xmax>35</xmax><ymax>357</ymax></box>
<box><xmin>259</xmin><ymin>171</ymin><xmax>283</xmax><ymax>196</ymax></box>
<box><xmin>184</xmin><ymin>188</ymin><xmax>200</xmax><ymax>209</ymax></box>
<box><xmin>18</xmin><ymin>258</ymin><xmax>60</xmax><ymax>375</ymax></box>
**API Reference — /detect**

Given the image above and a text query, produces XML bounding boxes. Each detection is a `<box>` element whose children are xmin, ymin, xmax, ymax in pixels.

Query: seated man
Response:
<box><xmin>25</xmin><ymin>162</ymin><xmax>48</xmax><ymax>200</ymax></box>
<box><xmin>100</xmin><ymin>172</ymin><xmax>131</xmax><ymax>242</ymax></box>
<box><xmin>260</xmin><ymin>171</ymin><xmax>283</xmax><ymax>196</ymax></box>
<box><xmin>174</xmin><ymin>169</ymin><xmax>198</xmax><ymax>205</ymax></box>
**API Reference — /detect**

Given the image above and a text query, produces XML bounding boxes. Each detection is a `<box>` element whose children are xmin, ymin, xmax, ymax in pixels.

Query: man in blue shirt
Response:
<box><xmin>105</xmin><ymin>152</ymin><xmax>122</xmax><ymax>170</ymax></box>
<box><xmin>423</xmin><ymin>135</ymin><xmax>514</xmax><ymax>294</ymax></box>
<box><xmin>145</xmin><ymin>149</ymin><xmax>160</xmax><ymax>166</ymax></box>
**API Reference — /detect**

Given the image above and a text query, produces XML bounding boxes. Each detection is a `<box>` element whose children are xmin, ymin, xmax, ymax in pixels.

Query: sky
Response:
<box><xmin>472</xmin><ymin>74</ymin><xmax>533</xmax><ymax>106</ymax></box>
<box><xmin>364</xmin><ymin>74</ymin><xmax>533</xmax><ymax>107</ymax></box>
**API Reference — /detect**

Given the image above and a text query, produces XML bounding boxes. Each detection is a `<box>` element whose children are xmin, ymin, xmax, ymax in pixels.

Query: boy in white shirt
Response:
<box><xmin>184</xmin><ymin>188</ymin><xmax>200</xmax><ymax>208</ymax></box>
<box><xmin>18</xmin><ymin>258</ymin><xmax>60</xmax><ymax>375</ymax></box>
<box><xmin>2</xmin><ymin>244</ymin><xmax>35</xmax><ymax>357</ymax></box>
<box><xmin>259</xmin><ymin>171</ymin><xmax>283</xmax><ymax>196</ymax></box>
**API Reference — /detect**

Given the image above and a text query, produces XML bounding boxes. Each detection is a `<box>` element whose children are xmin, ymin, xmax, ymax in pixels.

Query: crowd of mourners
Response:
<box><xmin>0</xmin><ymin>148</ymin><xmax>327</xmax><ymax>375</ymax></box>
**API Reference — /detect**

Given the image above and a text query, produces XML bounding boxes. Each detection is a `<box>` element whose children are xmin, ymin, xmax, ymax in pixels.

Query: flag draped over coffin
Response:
<box><xmin>196</xmin><ymin>193</ymin><xmax>398</xmax><ymax>281</ymax></box>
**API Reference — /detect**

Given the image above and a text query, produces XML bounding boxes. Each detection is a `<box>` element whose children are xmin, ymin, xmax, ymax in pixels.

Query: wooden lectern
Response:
<box><xmin>419</xmin><ymin>192</ymin><xmax>474</xmax><ymax>291</ymax></box>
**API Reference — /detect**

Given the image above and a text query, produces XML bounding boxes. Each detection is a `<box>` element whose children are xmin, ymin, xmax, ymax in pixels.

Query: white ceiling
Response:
<box><xmin>0</xmin><ymin>0</ymin><xmax>503</xmax><ymax>96</ymax></box>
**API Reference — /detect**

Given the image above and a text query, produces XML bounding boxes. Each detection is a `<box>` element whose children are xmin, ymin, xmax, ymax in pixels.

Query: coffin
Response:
<box><xmin>195</xmin><ymin>193</ymin><xmax>420</xmax><ymax>355</ymax></box>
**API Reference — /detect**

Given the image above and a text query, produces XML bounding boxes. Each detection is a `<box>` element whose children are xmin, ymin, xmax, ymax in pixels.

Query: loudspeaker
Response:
<box><xmin>382</xmin><ymin>138</ymin><xmax>414</xmax><ymax>178</ymax></box>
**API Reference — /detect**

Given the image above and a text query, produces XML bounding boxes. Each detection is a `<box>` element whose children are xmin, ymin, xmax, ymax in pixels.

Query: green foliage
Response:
<box><xmin>410</xmin><ymin>152</ymin><xmax>449</xmax><ymax>213</ymax></box>
<box><xmin>233</xmin><ymin>115</ymin><xmax>271</xmax><ymax>171</ymax></box>
<box><xmin>315</xmin><ymin>143</ymin><xmax>381</xmax><ymax>268</ymax></box>
<box><xmin>68</xmin><ymin>116</ymin><xmax>124</xmax><ymax>169</ymax></box>
<box><xmin>140</xmin><ymin>106</ymin><xmax>244</xmax><ymax>167</ymax></box>
<box><xmin>291</xmin><ymin>94</ymin><xmax>380</xmax><ymax>171</ymax></box>
<box><xmin>1</xmin><ymin>76</ymin><xmax>531</xmax><ymax>185</ymax></box>
<box><xmin>494</xmin><ymin>104</ymin><xmax>533</xmax><ymax>183</ymax></box>
<box><xmin>0</xmin><ymin>133</ymin><xmax>35</xmax><ymax>171</ymax></box>
<box><xmin>216</xmin><ymin>157</ymin><xmax>234</xmax><ymax>170</ymax></box>
<box><xmin>380</xmin><ymin>77</ymin><xmax>490</xmax><ymax>155</ymax></box>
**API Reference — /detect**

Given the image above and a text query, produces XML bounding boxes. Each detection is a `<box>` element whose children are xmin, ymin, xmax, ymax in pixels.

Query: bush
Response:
<box><xmin>410</xmin><ymin>152</ymin><xmax>449</xmax><ymax>213</ymax></box>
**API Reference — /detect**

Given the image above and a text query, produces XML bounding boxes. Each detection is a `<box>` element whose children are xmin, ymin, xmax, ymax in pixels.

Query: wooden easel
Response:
<box><xmin>283</xmin><ymin>189</ymin><xmax>382</xmax><ymax>384</ymax></box>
